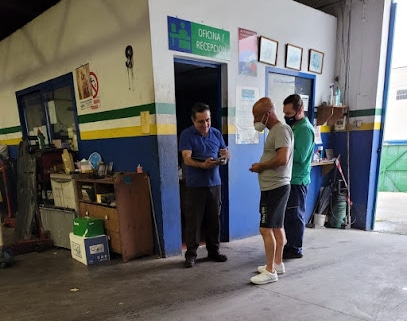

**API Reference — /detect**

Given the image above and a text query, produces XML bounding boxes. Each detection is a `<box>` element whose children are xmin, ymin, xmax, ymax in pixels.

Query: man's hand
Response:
<box><xmin>203</xmin><ymin>157</ymin><xmax>222</xmax><ymax>169</ymax></box>
<box><xmin>249</xmin><ymin>162</ymin><xmax>263</xmax><ymax>173</ymax></box>
<box><xmin>219</xmin><ymin>148</ymin><xmax>230</xmax><ymax>160</ymax></box>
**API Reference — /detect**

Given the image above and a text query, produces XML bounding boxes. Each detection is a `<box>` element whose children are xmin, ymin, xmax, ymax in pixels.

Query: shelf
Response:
<box><xmin>75</xmin><ymin>172</ymin><xmax>153</xmax><ymax>262</ymax></box>
<box><xmin>316</xmin><ymin>105</ymin><xmax>347</xmax><ymax>126</ymax></box>
<box><xmin>78</xmin><ymin>199</ymin><xmax>116</xmax><ymax>208</ymax></box>
<box><xmin>311</xmin><ymin>159</ymin><xmax>335</xmax><ymax>176</ymax></box>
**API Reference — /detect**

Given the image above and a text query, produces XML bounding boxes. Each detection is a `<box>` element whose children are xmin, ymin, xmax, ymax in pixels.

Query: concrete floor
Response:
<box><xmin>1</xmin><ymin>226</ymin><xmax>407</xmax><ymax>321</ymax></box>
<box><xmin>375</xmin><ymin>192</ymin><xmax>407</xmax><ymax>234</ymax></box>
<box><xmin>1</xmin><ymin>191</ymin><xmax>407</xmax><ymax>321</ymax></box>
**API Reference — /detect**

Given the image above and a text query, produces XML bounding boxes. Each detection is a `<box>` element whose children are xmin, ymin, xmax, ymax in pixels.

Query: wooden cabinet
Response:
<box><xmin>75</xmin><ymin>172</ymin><xmax>153</xmax><ymax>262</ymax></box>
<box><xmin>316</xmin><ymin>105</ymin><xmax>347</xmax><ymax>126</ymax></box>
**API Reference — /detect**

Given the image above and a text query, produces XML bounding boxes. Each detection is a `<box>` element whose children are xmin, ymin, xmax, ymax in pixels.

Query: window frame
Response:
<box><xmin>16</xmin><ymin>73</ymin><xmax>80</xmax><ymax>149</ymax></box>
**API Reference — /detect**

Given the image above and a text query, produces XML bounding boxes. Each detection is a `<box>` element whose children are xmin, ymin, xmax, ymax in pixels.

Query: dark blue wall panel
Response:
<box><xmin>331</xmin><ymin>130</ymin><xmax>377</xmax><ymax>230</ymax></box>
<box><xmin>228</xmin><ymin>140</ymin><xmax>264</xmax><ymax>239</ymax></box>
<box><xmin>156</xmin><ymin>134</ymin><xmax>182</xmax><ymax>256</ymax></box>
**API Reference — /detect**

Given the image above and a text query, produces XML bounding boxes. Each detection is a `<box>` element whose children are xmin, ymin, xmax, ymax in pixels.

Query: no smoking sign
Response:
<box><xmin>89</xmin><ymin>71</ymin><xmax>100</xmax><ymax>110</ymax></box>
<box><xmin>90</xmin><ymin>72</ymin><xmax>99</xmax><ymax>98</ymax></box>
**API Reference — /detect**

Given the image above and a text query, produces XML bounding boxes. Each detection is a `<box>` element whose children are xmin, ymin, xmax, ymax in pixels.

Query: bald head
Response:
<box><xmin>252</xmin><ymin>97</ymin><xmax>279</xmax><ymax>129</ymax></box>
<box><xmin>253</xmin><ymin>97</ymin><xmax>275</xmax><ymax>116</ymax></box>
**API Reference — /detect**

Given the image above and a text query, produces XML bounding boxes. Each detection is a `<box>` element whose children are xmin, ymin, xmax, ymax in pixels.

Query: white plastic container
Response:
<box><xmin>313</xmin><ymin>214</ymin><xmax>326</xmax><ymax>227</ymax></box>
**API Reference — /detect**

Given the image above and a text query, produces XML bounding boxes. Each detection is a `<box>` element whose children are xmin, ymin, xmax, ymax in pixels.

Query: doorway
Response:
<box><xmin>374</xmin><ymin>0</ymin><xmax>407</xmax><ymax>234</ymax></box>
<box><xmin>174</xmin><ymin>58</ymin><xmax>224</xmax><ymax>243</ymax></box>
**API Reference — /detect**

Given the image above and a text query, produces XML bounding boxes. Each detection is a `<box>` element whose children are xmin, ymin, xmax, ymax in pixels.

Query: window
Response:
<box><xmin>266</xmin><ymin>66</ymin><xmax>315</xmax><ymax>123</ymax></box>
<box><xmin>17</xmin><ymin>73</ymin><xmax>79</xmax><ymax>150</ymax></box>
<box><xmin>396</xmin><ymin>89</ymin><xmax>407</xmax><ymax>100</ymax></box>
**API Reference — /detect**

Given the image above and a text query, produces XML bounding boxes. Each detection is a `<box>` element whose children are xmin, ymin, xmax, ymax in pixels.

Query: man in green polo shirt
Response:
<box><xmin>282</xmin><ymin>94</ymin><xmax>315</xmax><ymax>259</ymax></box>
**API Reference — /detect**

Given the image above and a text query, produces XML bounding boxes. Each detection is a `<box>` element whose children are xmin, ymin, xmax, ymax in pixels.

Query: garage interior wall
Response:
<box><xmin>0</xmin><ymin>0</ymin><xmax>171</xmax><ymax>252</ymax></box>
<box><xmin>0</xmin><ymin>0</ymin><xmax>392</xmax><ymax>256</ymax></box>
<box><xmin>332</xmin><ymin>0</ymin><xmax>392</xmax><ymax>230</ymax></box>
<box><xmin>148</xmin><ymin>0</ymin><xmax>336</xmax><ymax>246</ymax></box>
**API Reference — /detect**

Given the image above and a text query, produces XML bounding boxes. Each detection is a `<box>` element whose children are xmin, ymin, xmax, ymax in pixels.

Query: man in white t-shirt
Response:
<box><xmin>249</xmin><ymin>97</ymin><xmax>293</xmax><ymax>285</ymax></box>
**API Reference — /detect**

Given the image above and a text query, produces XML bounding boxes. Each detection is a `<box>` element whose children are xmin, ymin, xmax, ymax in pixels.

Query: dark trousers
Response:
<box><xmin>284</xmin><ymin>184</ymin><xmax>308</xmax><ymax>254</ymax></box>
<box><xmin>184</xmin><ymin>186</ymin><xmax>221</xmax><ymax>259</ymax></box>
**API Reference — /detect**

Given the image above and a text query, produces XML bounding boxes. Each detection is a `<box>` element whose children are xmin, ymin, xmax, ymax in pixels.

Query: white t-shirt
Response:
<box><xmin>258</xmin><ymin>122</ymin><xmax>293</xmax><ymax>191</ymax></box>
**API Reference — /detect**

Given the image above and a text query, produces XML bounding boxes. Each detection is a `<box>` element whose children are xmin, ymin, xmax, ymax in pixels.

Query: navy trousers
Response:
<box><xmin>284</xmin><ymin>184</ymin><xmax>308</xmax><ymax>255</ymax></box>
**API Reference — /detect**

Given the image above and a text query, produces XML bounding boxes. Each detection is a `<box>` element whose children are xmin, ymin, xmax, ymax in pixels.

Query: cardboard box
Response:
<box><xmin>69</xmin><ymin>233</ymin><xmax>110</xmax><ymax>265</ymax></box>
<box><xmin>73</xmin><ymin>217</ymin><xmax>104</xmax><ymax>237</ymax></box>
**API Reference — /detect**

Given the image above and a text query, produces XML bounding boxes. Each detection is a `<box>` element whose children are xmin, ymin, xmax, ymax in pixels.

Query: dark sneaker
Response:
<box><xmin>207</xmin><ymin>253</ymin><xmax>228</xmax><ymax>262</ymax></box>
<box><xmin>283</xmin><ymin>251</ymin><xmax>303</xmax><ymax>259</ymax></box>
<box><xmin>184</xmin><ymin>257</ymin><xmax>195</xmax><ymax>268</ymax></box>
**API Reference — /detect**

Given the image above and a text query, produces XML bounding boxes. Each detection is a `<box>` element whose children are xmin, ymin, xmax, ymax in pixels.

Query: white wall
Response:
<box><xmin>0</xmin><ymin>0</ymin><xmax>154</xmax><ymax>142</ymax></box>
<box><xmin>385</xmin><ymin>66</ymin><xmax>407</xmax><ymax>141</ymax></box>
<box><xmin>335</xmin><ymin>0</ymin><xmax>390</xmax><ymax>127</ymax></box>
<box><xmin>148</xmin><ymin>0</ymin><xmax>338</xmax><ymax>240</ymax></box>
<box><xmin>148</xmin><ymin>0</ymin><xmax>337</xmax><ymax>109</ymax></box>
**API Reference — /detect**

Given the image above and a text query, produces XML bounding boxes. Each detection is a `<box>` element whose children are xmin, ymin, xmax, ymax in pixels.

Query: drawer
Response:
<box><xmin>79</xmin><ymin>202</ymin><xmax>119</xmax><ymax>232</ymax></box>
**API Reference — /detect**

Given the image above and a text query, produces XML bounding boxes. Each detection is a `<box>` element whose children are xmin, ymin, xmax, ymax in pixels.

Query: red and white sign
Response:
<box><xmin>90</xmin><ymin>72</ymin><xmax>99</xmax><ymax>98</ymax></box>
<box><xmin>89</xmin><ymin>71</ymin><xmax>101</xmax><ymax>110</ymax></box>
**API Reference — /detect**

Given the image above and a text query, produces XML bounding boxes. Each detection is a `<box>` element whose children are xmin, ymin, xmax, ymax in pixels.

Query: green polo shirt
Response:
<box><xmin>291</xmin><ymin>117</ymin><xmax>315</xmax><ymax>185</ymax></box>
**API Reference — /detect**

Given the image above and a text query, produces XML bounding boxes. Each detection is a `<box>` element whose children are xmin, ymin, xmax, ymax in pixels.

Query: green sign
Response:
<box><xmin>168</xmin><ymin>16</ymin><xmax>230</xmax><ymax>60</ymax></box>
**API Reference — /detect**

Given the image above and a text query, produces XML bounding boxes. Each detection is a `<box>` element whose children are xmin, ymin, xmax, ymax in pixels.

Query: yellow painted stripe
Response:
<box><xmin>318</xmin><ymin>122</ymin><xmax>381</xmax><ymax>132</ymax></box>
<box><xmin>223</xmin><ymin>124</ymin><xmax>235</xmax><ymax>134</ymax></box>
<box><xmin>320</xmin><ymin>125</ymin><xmax>331</xmax><ymax>133</ymax></box>
<box><xmin>0</xmin><ymin>138</ymin><xmax>22</xmax><ymax>145</ymax></box>
<box><xmin>350</xmin><ymin>122</ymin><xmax>381</xmax><ymax>131</ymax></box>
<box><xmin>156</xmin><ymin>124</ymin><xmax>177</xmax><ymax>135</ymax></box>
<box><xmin>80</xmin><ymin>124</ymin><xmax>177</xmax><ymax>140</ymax></box>
<box><xmin>81</xmin><ymin>126</ymin><xmax>157</xmax><ymax>140</ymax></box>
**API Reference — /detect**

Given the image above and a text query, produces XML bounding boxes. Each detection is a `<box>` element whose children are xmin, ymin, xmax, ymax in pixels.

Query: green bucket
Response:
<box><xmin>327</xmin><ymin>196</ymin><xmax>347</xmax><ymax>228</ymax></box>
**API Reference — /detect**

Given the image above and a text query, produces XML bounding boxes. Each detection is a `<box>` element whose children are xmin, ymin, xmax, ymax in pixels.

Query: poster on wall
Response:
<box><xmin>300</xmin><ymin>94</ymin><xmax>309</xmax><ymax>112</ymax></box>
<box><xmin>238</xmin><ymin>28</ymin><xmax>258</xmax><ymax>77</ymax></box>
<box><xmin>75</xmin><ymin>63</ymin><xmax>93</xmax><ymax>109</ymax></box>
<box><xmin>75</xmin><ymin>64</ymin><xmax>101</xmax><ymax>110</ymax></box>
<box><xmin>314</xmin><ymin>125</ymin><xmax>323</xmax><ymax>144</ymax></box>
<box><xmin>236</xmin><ymin>86</ymin><xmax>260</xmax><ymax>144</ymax></box>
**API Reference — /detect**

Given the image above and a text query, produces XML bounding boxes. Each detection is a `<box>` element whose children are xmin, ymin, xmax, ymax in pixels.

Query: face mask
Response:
<box><xmin>254</xmin><ymin>113</ymin><xmax>268</xmax><ymax>132</ymax></box>
<box><xmin>254</xmin><ymin>122</ymin><xmax>266</xmax><ymax>132</ymax></box>
<box><xmin>284</xmin><ymin>112</ymin><xmax>298</xmax><ymax>127</ymax></box>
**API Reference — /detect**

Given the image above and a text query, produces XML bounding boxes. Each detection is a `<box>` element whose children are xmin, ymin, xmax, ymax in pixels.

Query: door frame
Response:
<box><xmin>173</xmin><ymin>57</ymin><xmax>230</xmax><ymax>241</ymax></box>
<box><xmin>372</xmin><ymin>1</ymin><xmax>398</xmax><ymax>229</ymax></box>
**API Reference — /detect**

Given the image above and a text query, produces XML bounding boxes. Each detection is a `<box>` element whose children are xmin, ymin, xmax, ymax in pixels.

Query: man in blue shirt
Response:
<box><xmin>179</xmin><ymin>102</ymin><xmax>230</xmax><ymax>268</ymax></box>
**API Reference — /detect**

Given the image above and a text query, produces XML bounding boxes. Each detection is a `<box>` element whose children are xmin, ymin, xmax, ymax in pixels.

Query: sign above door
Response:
<box><xmin>167</xmin><ymin>16</ymin><xmax>230</xmax><ymax>61</ymax></box>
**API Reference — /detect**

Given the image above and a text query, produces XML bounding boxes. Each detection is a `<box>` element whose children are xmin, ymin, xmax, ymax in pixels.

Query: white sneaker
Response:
<box><xmin>257</xmin><ymin>262</ymin><xmax>285</xmax><ymax>274</ymax></box>
<box><xmin>250</xmin><ymin>270</ymin><xmax>278</xmax><ymax>285</ymax></box>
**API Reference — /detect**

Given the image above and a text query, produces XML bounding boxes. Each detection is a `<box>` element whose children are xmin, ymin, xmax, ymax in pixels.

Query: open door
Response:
<box><xmin>174</xmin><ymin>58</ymin><xmax>228</xmax><ymax>243</ymax></box>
